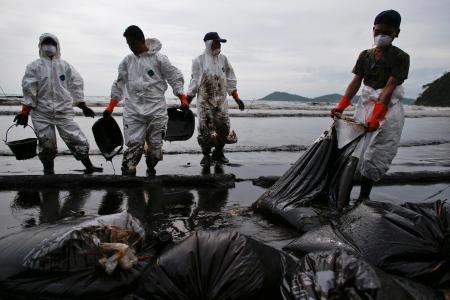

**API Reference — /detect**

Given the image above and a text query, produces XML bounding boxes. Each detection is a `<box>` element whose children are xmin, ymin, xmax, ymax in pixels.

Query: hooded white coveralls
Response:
<box><xmin>21</xmin><ymin>33</ymin><xmax>89</xmax><ymax>162</ymax></box>
<box><xmin>187</xmin><ymin>41</ymin><xmax>237</xmax><ymax>154</ymax></box>
<box><xmin>352</xmin><ymin>85</ymin><xmax>405</xmax><ymax>181</ymax></box>
<box><xmin>110</xmin><ymin>38</ymin><xmax>184</xmax><ymax>169</ymax></box>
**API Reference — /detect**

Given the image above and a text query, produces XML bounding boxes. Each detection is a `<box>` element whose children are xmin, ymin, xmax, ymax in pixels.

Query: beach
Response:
<box><xmin>0</xmin><ymin>99</ymin><xmax>449</xmax><ymax>242</ymax></box>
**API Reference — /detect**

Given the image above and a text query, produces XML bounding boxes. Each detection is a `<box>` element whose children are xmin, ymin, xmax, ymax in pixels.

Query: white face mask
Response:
<box><xmin>42</xmin><ymin>44</ymin><xmax>57</xmax><ymax>57</ymax></box>
<box><xmin>211</xmin><ymin>48</ymin><xmax>221</xmax><ymax>56</ymax></box>
<box><xmin>373</xmin><ymin>35</ymin><xmax>393</xmax><ymax>47</ymax></box>
<box><xmin>205</xmin><ymin>40</ymin><xmax>221</xmax><ymax>56</ymax></box>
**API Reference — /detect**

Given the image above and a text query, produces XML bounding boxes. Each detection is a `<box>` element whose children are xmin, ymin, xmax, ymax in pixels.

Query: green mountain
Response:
<box><xmin>259</xmin><ymin>92</ymin><xmax>416</xmax><ymax>104</ymax></box>
<box><xmin>312</xmin><ymin>93</ymin><xmax>342</xmax><ymax>102</ymax></box>
<box><xmin>415</xmin><ymin>72</ymin><xmax>450</xmax><ymax>107</ymax></box>
<box><xmin>259</xmin><ymin>91</ymin><xmax>310</xmax><ymax>101</ymax></box>
<box><xmin>402</xmin><ymin>98</ymin><xmax>416</xmax><ymax>105</ymax></box>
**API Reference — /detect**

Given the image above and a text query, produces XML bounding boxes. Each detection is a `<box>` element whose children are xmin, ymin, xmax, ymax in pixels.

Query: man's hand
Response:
<box><xmin>103</xmin><ymin>110</ymin><xmax>112</xmax><ymax>118</ymax></box>
<box><xmin>103</xmin><ymin>98</ymin><xmax>119</xmax><ymax>118</ymax></box>
<box><xmin>366</xmin><ymin>102</ymin><xmax>388</xmax><ymax>132</ymax></box>
<box><xmin>82</xmin><ymin>107</ymin><xmax>95</xmax><ymax>118</ymax></box>
<box><xmin>187</xmin><ymin>95</ymin><xmax>195</xmax><ymax>104</ymax></box>
<box><xmin>13</xmin><ymin>105</ymin><xmax>32</xmax><ymax>127</ymax></box>
<box><xmin>236</xmin><ymin>99</ymin><xmax>245</xmax><ymax>111</ymax></box>
<box><xmin>330</xmin><ymin>108</ymin><xmax>344</xmax><ymax>118</ymax></box>
<box><xmin>367</xmin><ymin>120</ymin><xmax>380</xmax><ymax>132</ymax></box>
<box><xmin>232</xmin><ymin>90</ymin><xmax>245</xmax><ymax>111</ymax></box>
<box><xmin>14</xmin><ymin>113</ymin><xmax>28</xmax><ymax>127</ymax></box>
<box><xmin>330</xmin><ymin>95</ymin><xmax>351</xmax><ymax>118</ymax></box>
<box><xmin>178</xmin><ymin>94</ymin><xmax>189</xmax><ymax>109</ymax></box>
<box><xmin>77</xmin><ymin>102</ymin><xmax>96</xmax><ymax>118</ymax></box>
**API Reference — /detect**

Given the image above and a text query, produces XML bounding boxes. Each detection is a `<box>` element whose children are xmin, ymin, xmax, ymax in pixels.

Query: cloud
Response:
<box><xmin>0</xmin><ymin>0</ymin><xmax>449</xmax><ymax>99</ymax></box>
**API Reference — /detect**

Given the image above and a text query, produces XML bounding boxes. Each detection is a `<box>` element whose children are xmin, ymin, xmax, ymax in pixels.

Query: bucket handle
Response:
<box><xmin>4</xmin><ymin>124</ymin><xmax>40</xmax><ymax>144</ymax></box>
<box><xmin>103</xmin><ymin>144</ymin><xmax>124</xmax><ymax>161</ymax></box>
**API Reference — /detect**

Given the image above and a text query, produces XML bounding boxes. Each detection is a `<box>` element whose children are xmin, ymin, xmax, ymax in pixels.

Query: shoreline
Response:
<box><xmin>0</xmin><ymin>169</ymin><xmax>449</xmax><ymax>190</ymax></box>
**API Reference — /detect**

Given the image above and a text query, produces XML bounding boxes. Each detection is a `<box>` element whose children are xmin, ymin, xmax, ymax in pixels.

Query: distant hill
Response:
<box><xmin>260</xmin><ymin>92</ymin><xmax>416</xmax><ymax>104</ymax></box>
<box><xmin>312</xmin><ymin>93</ymin><xmax>342</xmax><ymax>102</ymax></box>
<box><xmin>259</xmin><ymin>91</ymin><xmax>310</xmax><ymax>101</ymax></box>
<box><xmin>415</xmin><ymin>72</ymin><xmax>450</xmax><ymax>107</ymax></box>
<box><xmin>402</xmin><ymin>98</ymin><xmax>416</xmax><ymax>105</ymax></box>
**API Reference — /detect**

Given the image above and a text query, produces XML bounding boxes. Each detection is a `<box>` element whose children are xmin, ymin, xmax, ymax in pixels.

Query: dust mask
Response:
<box><xmin>205</xmin><ymin>40</ymin><xmax>221</xmax><ymax>56</ymax></box>
<box><xmin>373</xmin><ymin>35</ymin><xmax>392</xmax><ymax>47</ymax></box>
<box><xmin>42</xmin><ymin>44</ymin><xmax>57</xmax><ymax>57</ymax></box>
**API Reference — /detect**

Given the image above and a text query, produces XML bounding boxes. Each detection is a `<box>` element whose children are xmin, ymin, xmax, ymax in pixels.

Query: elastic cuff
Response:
<box><xmin>232</xmin><ymin>89</ymin><xmax>239</xmax><ymax>99</ymax></box>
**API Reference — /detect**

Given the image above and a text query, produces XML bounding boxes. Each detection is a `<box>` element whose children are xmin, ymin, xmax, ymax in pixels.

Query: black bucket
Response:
<box><xmin>165</xmin><ymin>107</ymin><xmax>195</xmax><ymax>141</ymax></box>
<box><xmin>4</xmin><ymin>125</ymin><xmax>38</xmax><ymax>160</ymax></box>
<box><xmin>92</xmin><ymin>116</ymin><xmax>124</xmax><ymax>161</ymax></box>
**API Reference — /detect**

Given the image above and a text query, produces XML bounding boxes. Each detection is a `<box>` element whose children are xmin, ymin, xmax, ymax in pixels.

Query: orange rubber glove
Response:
<box><xmin>103</xmin><ymin>98</ymin><xmax>119</xmax><ymax>118</ymax></box>
<box><xmin>106</xmin><ymin>98</ymin><xmax>119</xmax><ymax>113</ymax></box>
<box><xmin>179</xmin><ymin>94</ymin><xmax>188</xmax><ymax>108</ymax></box>
<box><xmin>367</xmin><ymin>102</ymin><xmax>388</xmax><ymax>132</ymax></box>
<box><xmin>13</xmin><ymin>105</ymin><xmax>32</xmax><ymax>127</ymax></box>
<box><xmin>331</xmin><ymin>95</ymin><xmax>351</xmax><ymax>118</ymax></box>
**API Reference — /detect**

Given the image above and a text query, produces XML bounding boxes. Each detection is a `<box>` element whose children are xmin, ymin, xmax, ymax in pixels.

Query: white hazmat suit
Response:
<box><xmin>352</xmin><ymin>84</ymin><xmax>405</xmax><ymax>181</ymax></box>
<box><xmin>21</xmin><ymin>33</ymin><xmax>90</xmax><ymax>162</ymax></box>
<box><xmin>187</xmin><ymin>40</ymin><xmax>237</xmax><ymax>154</ymax></box>
<box><xmin>110</xmin><ymin>38</ymin><xmax>184</xmax><ymax>171</ymax></box>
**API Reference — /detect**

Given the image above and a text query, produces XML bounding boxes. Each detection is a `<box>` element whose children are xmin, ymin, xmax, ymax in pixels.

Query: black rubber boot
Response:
<box><xmin>42</xmin><ymin>160</ymin><xmax>55</xmax><ymax>175</ymax></box>
<box><xmin>121</xmin><ymin>166</ymin><xmax>136</xmax><ymax>176</ymax></box>
<box><xmin>212</xmin><ymin>148</ymin><xmax>229</xmax><ymax>164</ymax></box>
<box><xmin>358</xmin><ymin>176</ymin><xmax>374</xmax><ymax>201</ymax></box>
<box><xmin>200</xmin><ymin>148</ymin><xmax>211</xmax><ymax>166</ymax></box>
<box><xmin>81</xmin><ymin>157</ymin><xmax>103</xmax><ymax>174</ymax></box>
<box><xmin>146</xmin><ymin>157</ymin><xmax>158</xmax><ymax>177</ymax></box>
<box><xmin>200</xmin><ymin>155</ymin><xmax>212</xmax><ymax>166</ymax></box>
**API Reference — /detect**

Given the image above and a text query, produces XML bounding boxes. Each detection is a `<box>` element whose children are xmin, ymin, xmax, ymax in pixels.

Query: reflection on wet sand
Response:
<box><xmin>11</xmin><ymin>190</ymin><xmax>90</xmax><ymax>227</ymax></box>
<box><xmin>10</xmin><ymin>182</ymin><xmax>232</xmax><ymax>242</ymax></box>
<box><xmin>98</xmin><ymin>190</ymin><xmax>125</xmax><ymax>215</ymax></box>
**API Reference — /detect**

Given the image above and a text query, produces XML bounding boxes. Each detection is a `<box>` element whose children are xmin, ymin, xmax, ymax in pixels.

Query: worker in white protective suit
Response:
<box><xmin>103</xmin><ymin>25</ymin><xmax>187</xmax><ymax>176</ymax></box>
<box><xmin>187</xmin><ymin>32</ymin><xmax>245</xmax><ymax>167</ymax></box>
<box><xmin>331</xmin><ymin>10</ymin><xmax>410</xmax><ymax>201</ymax></box>
<box><xmin>16</xmin><ymin>33</ymin><xmax>102</xmax><ymax>175</ymax></box>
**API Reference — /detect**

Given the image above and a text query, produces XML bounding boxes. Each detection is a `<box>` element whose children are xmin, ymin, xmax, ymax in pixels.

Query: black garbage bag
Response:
<box><xmin>252</xmin><ymin>122</ymin><xmax>364</xmax><ymax>232</ymax></box>
<box><xmin>0</xmin><ymin>212</ymin><xmax>146</xmax><ymax>299</ymax></box>
<box><xmin>92</xmin><ymin>116</ymin><xmax>124</xmax><ymax>161</ymax></box>
<box><xmin>134</xmin><ymin>230</ymin><xmax>295</xmax><ymax>300</ymax></box>
<box><xmin>284</xmin><ymin>200</ymin><xmax>450</xmax><ymax>287</ymax></box>
<box><xmin>281</xmin><ymin>249</ymin><xmax>441</xmax><ymax>300</ymax></box>
<box><xmin>165</xmin><ymin>107</ymin><xmax>195</xmax><ymax>141</ymax></box>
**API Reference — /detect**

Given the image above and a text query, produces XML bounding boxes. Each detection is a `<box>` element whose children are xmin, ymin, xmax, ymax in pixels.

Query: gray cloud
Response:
<box><xmin>0</xmin><ymin>0</ymin><xmax>449</xmax><ymax>99</ymax></box>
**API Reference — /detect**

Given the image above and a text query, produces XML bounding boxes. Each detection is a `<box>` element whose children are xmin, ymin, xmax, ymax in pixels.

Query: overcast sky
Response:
<box><xmin>0</xmin><ymin>0</ymin><xmax>449</xmax><ymax>99</ymax></box>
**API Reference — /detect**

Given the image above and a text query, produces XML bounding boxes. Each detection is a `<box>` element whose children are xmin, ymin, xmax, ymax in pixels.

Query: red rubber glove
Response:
<box><xmin>179</xmin><ymin>94</ymin><xmax>188</xmax><ymax>108</ymax></box>
<box><xmin>13</xmin><ymin>105</ymin><xmax>32</xmax><ymax>127</ymax></box>
<box><xmin>330</xmin><ymin>95</ymin><xmax>351</xmax><ymax>118</ymax></box>
<box><xmin>232</xmin><ymin>89</ymin><xmax>239</xmax><ymax>100</ymax></box>
<box><xmin>21</xmin><ymin>105</ymin><xmax>32</xmax><ymax>114</ymax></box>
<box><xmin>103</xmin><ymin>98</ymin><xmax>119</xmax><ymax>117</ymax></box>
<box><xmin>367</xmin><ymin>102</ymin><xmax>388</xmax><ymax>132</ymax></box>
